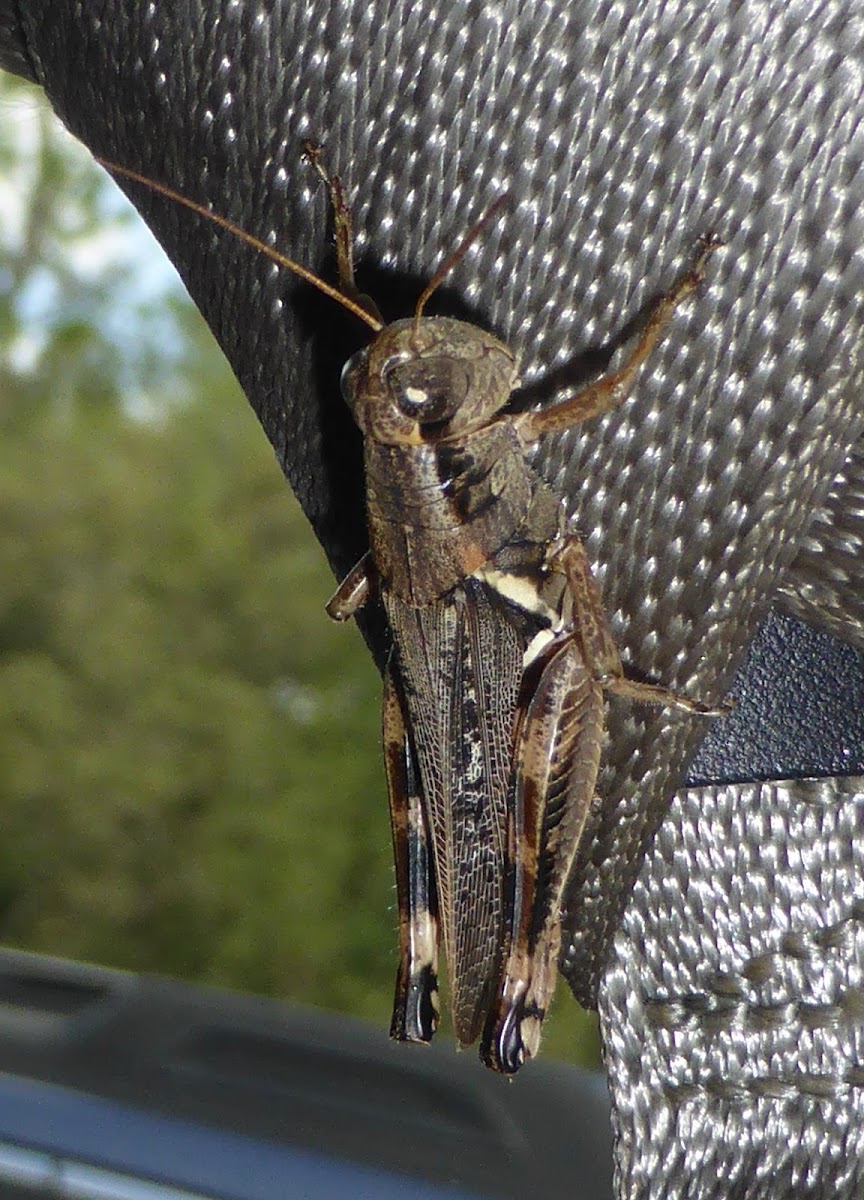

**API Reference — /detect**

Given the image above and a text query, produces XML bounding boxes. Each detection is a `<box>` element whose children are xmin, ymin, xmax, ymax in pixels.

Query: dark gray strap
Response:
<box><xmin>0</xmin><ymin>1</ymin><xmax>37</xmax><ymax>81</ymax></box>
<box><xmin>2</xmin><ymin>3</ymin><xmax>863</xmax><ymax>1194</ymax></box>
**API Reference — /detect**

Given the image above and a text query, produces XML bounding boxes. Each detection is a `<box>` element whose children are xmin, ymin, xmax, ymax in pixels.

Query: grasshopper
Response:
<box><xmin>97</xmin><ymin>146</ymin><xmax>723</xmax><ymax>1072</ymax></box>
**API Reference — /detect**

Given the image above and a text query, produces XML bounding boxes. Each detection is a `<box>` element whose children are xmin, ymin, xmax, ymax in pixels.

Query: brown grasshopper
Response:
<box><xmin>97</xmin><ymin>147</ymin><xmax>723</xmax><ymax>1073</ymax></box>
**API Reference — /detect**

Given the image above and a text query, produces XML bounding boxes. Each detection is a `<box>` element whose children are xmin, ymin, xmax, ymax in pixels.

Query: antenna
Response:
<box><xmin>94</xmin><ymin>157</ymin><xmax>384</xmax><ymax>333</ymax></box>
<box><xmin>413</xmin><ymin>192</ymin><xmax>510</xmax><ymax>329</ymax></box>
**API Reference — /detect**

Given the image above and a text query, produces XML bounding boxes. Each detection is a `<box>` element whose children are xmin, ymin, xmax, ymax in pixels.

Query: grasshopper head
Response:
<box><xmin>341</xmin><ymin>317</ymin><xmax>519</xmax><ymax>444</ymax></box>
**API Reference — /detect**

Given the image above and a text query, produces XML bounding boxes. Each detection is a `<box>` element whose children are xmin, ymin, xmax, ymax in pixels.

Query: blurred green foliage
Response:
<box><xmin>0</xmin><ymin>74</ymin><xmax>599</xmax><ymax>1068</ymax></box>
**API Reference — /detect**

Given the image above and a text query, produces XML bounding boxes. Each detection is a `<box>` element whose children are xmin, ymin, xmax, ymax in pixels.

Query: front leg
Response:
<box><xmin>515</xmin><ymin>234</ymin><xmax>722</xmax><ymax>442</ymax></box>
<box><xmin>301</xmin><ymin>141</ymin><xmax>384</xmax><ymax>325</ymax></box>
<box><xmin>383</xmin><ymin>668</ymin><xmax>440</xmax><ymax>1044</ymax></box>
<box><xmin>552</xmin><ymin>536</ymin><xmax>728</xmax><ymax>715</ymax></box>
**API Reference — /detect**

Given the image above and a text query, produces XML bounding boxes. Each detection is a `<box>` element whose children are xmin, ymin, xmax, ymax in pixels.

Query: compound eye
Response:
<box><xmin>385</xmin><ymin>356</ymin><xmax>471</xmax><ymax>425</ymax></box>
<box><xmin>340</xmin><ymin>348</ymin><xmax>368</xmax><ymax>404</ymax></box>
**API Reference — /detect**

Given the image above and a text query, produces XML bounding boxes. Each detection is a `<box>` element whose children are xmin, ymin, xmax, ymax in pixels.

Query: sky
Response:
<box><xmin>0</xmin><ymin>73</ymin><xmax>189</xmax><ymax>389</ymax></box>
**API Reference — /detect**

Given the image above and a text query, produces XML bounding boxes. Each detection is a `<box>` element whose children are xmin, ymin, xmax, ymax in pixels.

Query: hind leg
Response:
<box><xmin>551</xmin><ymin>536</ymin><xmax>728</xmax><ymax>715</ymax></box>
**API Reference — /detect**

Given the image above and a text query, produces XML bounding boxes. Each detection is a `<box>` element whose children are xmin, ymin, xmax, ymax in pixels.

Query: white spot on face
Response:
<box><xmin>404</xmin><ymin>386</ymin><xmax>429</xmax><ymax>405</ymax></box>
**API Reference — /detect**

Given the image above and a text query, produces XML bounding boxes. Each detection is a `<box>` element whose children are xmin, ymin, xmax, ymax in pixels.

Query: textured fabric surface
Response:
<box><xmin>3</xmin><ymin>2</ymin><xmax>864</xmax><ymax>1195</ymax></box>
<box><xmin>602</xmin><ymin>777</ymin><xmax>864</xmax><ymax>1199</ymax></box>
<box><xmin>779</xmin><ymin>445</ymin><xmax>864</xmax><ymax>650</ymax></box>
<box><xmin>0</xmin><ymin>1</ymin><xmax>36</xmax><ymax>80</ymax></box>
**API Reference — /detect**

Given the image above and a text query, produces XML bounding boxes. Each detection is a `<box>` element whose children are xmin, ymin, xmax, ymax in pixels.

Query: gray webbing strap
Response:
<box><xmin>601</xmin><ymin>778</ymin><xmax>864</xmax><ymax>1198</ymax></box>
